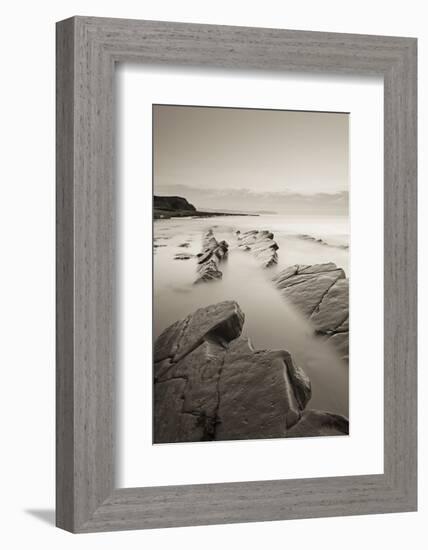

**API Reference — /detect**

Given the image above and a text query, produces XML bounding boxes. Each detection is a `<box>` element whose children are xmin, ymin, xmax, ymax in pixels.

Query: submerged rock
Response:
<box><xmin>154</xmin><ymin>300</ymin><xmax>347</xmax><ymax>444</ymax></box>
<box><xmin>236</xmin><ymin>229</ymin><xmax>279</xmax><ymax>268</ymax></box>
<box><xmin>274</xmin><ymin>263</ymin><xmax>349</xmax><ymax>362</ymax></box>
<box><xmin>194</xmin><ymin>229</ymin><xmax>229</xmax><ymax>284</ymax></box>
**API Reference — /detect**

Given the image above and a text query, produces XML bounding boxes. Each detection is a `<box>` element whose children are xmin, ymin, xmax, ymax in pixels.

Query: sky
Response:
<box><xmin>153</xmin><ymin>105</ymin><xmax>349</xmax><ymax>215</ymax></box>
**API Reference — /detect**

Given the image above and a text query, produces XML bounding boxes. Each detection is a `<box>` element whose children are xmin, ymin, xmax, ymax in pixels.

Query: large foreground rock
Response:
<box><xmin>154</xmin><ymin>301</ymin><xmax>348</xmax><ymax>443</ymax></box>
<box><xmin>274</xmin><ymin>263</ymin><xmax>349</xmax><ymax>362</ymax></box>
<box><xmin>154</xmin><ymin>300</ymin><xmax>244</xmax><ymax>365</ymax></box>
<box><xmin>215</xmin><ymin>338</ymin><xmax>310</xmax><ymax>440</ymax></box>
<box><xmin>236</xmin><ymin>229</ymin><xmax>279</xmax><ymax>268</ymax></box>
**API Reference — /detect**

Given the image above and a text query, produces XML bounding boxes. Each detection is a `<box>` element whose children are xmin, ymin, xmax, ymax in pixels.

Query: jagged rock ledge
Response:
<box><xmin>274</xmin><ymin>262</ymin><xmax>349</xmax><ymax>362</ymax></box>
<box><xmin>194</xmin><ymin>230</ymin><xmax>228</xmax><ymax>284</ymax></box>
<box><xmin>153</xmin><ymin>300</ymin><xmax>348</xmax><ymax>443</ymax></box>
<box><xmin>236</xmin><ymin>229</ymin><xmax>279</xmax><ymax>268</ymax></box>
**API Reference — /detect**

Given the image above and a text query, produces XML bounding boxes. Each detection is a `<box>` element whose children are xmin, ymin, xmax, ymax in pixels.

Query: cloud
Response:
<box><xmin>155</xmin><ymin>183</ymin><xmax>348</xmax><ymax>215</ymax></box>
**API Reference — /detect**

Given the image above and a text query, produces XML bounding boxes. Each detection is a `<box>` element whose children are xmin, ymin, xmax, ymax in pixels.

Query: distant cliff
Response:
<box><xmin>154</xmin><ymin>195</ymin><xmax>196</xmax><ymax>214</ymax></box>
<box><xmin>154</xmin><ymin>194</ymin><xmax>257</xmax><ymax>219</ymax></box>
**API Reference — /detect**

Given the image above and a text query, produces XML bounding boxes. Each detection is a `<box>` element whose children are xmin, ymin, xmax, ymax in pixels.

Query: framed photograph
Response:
<box><xmin>56</xmin><ymin>17</ymin><xmax>417</xmax><ymax>532</ymax></box>
<box><xmin>151</xmin><ymin>104</ymin><xmax>350</xmax><ymax>445</ymax></box>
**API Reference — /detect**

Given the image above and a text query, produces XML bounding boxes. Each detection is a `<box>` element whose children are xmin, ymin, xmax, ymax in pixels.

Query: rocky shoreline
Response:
<box><xmin>153</xmin><ymin>224</ymin><xmax>349</xmax><ymax>443</ymax></box>
<box><xmin>166</xmin><ymin>225</ymin><xmax>349</xmax><ymax>361</ymax></box>
<box><xmin>154</xmin><ymin>300</ymin><xmax>348</xmax><ymax>443</ymax></box>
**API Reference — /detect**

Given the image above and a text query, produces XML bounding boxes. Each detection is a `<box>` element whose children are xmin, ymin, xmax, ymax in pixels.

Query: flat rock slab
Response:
<box><xmin>311</xmin><ymin>278</ymin><xmax>349</xmax><ymax>332</ymax></box>
<box><xmin>236</xmin><ymin>229</ymin><xmax>279</xmax><ymax>268</ymax></box>
<box><xmin>274</xmin><ymin>263</ymin><xmax>349</xmax><ymax>362</ymax></box>
<box><xmin>153</xmin><ymin>300</ymin><xmax>347</xmax><ymax>444</ymax></box>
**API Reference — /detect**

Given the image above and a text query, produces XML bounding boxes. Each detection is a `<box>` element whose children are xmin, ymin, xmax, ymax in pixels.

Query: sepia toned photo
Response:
<box><xmin>153</xmin><ymin>104</ymin><xmax>349</xmax><ymax>444</ymax></box>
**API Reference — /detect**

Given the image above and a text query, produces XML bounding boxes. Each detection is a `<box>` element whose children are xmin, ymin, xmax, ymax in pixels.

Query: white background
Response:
<box><xmin>0</xmin><ymin>1</ymin><xmax>425</xmax><ymax>549</ymax></box>
<box><xmin>118</xmin><ymin>67</ymin><xmax>384</xmax><ymax>488</ymax></box>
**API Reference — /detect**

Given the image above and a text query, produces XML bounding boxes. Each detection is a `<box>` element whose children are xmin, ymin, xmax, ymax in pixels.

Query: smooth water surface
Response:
<box><xmin>154</xmin><ymin>214</ymin><xmax>349</xmax><ymax>416</ymax></box>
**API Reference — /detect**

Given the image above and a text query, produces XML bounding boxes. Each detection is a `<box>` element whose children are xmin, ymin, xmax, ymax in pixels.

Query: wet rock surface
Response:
<box><xmin>153</xmin><ymin>300</ymin><xmax>348</xmax><ymax>443</ymax></box>
<box><xmin>236</xmin><ymin>229</ymin><xmax>279</xmax><ymax>268</ymax></box>
<box><xmin>274</xmin><ymin>263</ymin><xmax>349</xmax><ymax>362</ymax></box>
<box><xmin>194</xmin><ymin>230</ymin><xmax>229</xmax><ymax>284</ymax></box>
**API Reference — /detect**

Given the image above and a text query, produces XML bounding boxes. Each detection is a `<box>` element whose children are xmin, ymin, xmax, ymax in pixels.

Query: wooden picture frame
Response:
<box><xmin>56</xmin><ymin>16</ymin><xmax>417</xmax><ymax>533</ymax></box>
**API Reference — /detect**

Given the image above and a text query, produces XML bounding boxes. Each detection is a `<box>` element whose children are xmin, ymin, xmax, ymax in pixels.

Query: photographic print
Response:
<box><xmin>153</xmin><ymin>105</ymin><xmax>349</xmax><ymax>444</ymax></box>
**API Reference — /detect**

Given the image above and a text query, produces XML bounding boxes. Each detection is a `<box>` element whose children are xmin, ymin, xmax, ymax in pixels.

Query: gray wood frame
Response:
<box><xmin>56</xmin><ymin>16</ymin><xmax>417</xmax><ymax>533</ymax></box>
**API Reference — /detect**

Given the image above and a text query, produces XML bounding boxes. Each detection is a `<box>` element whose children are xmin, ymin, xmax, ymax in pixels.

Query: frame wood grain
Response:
<box><xmin>56</xmin><ymin>16</ymin><xmax>417</xmax><ymax>532</ymax></box>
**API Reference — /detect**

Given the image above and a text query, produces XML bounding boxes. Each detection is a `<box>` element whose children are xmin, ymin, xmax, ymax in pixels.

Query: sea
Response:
<box><xmin>153</xmin><ymin>214</ymin><xmax>349</xmax><ymax>417</ymax></box>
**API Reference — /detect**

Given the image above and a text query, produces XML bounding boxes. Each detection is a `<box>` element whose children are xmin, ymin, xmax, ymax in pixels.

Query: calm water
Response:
<box><xmin>154</xmin><ymin>214</ymin><xmax>349</xmax><ymax>416</ymax></box>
